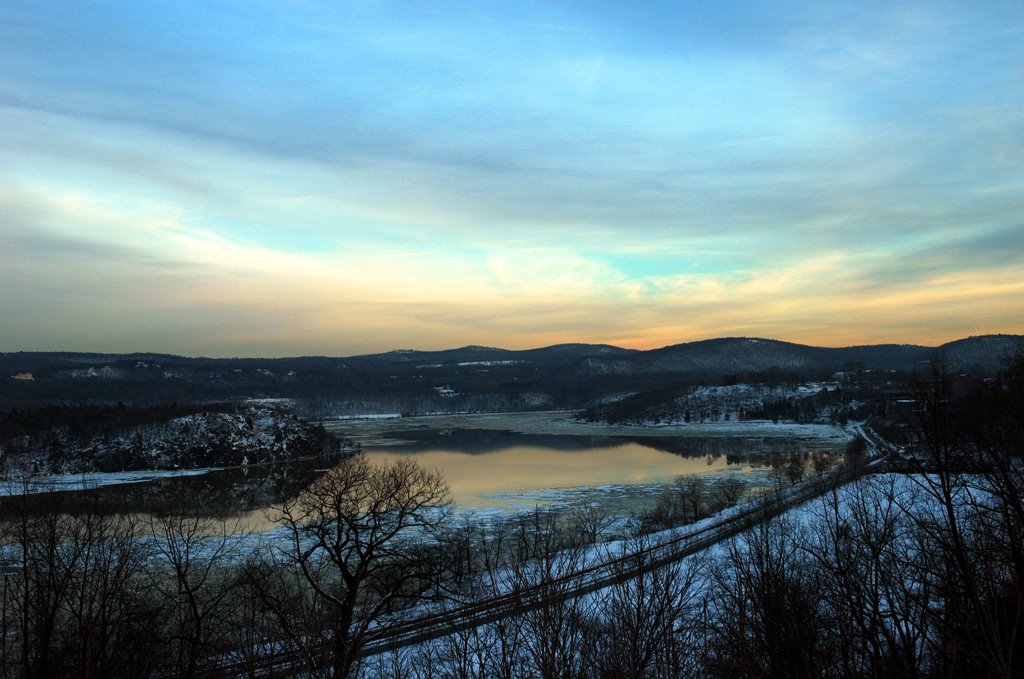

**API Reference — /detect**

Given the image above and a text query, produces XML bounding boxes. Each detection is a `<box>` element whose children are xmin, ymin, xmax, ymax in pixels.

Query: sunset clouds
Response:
<box><xmin>2</xmin><ymin>1</ymin><xmax>1022</xmax><ymax>355</ymax></box>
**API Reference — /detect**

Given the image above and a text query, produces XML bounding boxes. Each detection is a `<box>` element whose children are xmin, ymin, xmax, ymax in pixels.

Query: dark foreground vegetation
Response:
<box><xmin>0</xmin><ymin>353</ymin><xmax>1022</xmax><ymax>678</ymax></box>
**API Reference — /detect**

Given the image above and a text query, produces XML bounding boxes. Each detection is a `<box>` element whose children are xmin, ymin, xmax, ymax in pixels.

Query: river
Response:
<box><xmin>1</xmin><ymin>411</ymin><xmax>851</xmax><ymax>528</ymax></box>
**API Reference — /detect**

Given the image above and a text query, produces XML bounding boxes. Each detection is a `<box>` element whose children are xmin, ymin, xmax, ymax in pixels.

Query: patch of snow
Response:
<box><xmin>329</xmin><ymin>413</ymin><xmax>403</xmax><ymax>421</ymax></box>
<box><xmin>0</xmin><ymin>468</ymin><xmax>214</xmax><ymax>496</ymax></box>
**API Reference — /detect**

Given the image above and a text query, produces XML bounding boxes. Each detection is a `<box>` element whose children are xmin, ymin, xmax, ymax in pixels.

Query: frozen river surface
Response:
<box><xmin>2</xmin><ymin>412</ymin><xmax>851</xmax><ymax>524</ymax></box>
<box><xmin>328</xmin><ymin>411</ymin><xmax>851</xmax><ymax>516</ymax></box>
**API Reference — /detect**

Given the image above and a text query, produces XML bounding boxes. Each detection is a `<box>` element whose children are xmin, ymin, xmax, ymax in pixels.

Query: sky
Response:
<box><xmin>2</xmin><ymin>1</ymin><xmax>1023</xmax><ymax>357</ymax></box>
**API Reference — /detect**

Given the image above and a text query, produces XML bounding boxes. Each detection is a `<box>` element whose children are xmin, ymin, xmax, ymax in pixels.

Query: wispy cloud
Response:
<box><xmin>2</xmin><ymin>0</ymin><xmax>1022</xmax><ymax>354</ymax></box>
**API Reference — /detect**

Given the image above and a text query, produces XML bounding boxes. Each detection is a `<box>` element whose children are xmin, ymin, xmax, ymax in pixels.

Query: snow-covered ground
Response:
<box><xmin>357</xmin><ymin>470</ymin><xmax>934</xmax><ymax>677</ymax></box>
<box><xmin>0</xmin><ymin>468</ymin><xmax>215</xmax><ymax>496</ymax></box>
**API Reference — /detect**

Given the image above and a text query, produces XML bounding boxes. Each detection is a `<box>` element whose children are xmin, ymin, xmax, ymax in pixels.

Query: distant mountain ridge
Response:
<box><xmin>2</xmin><ymin>335</ymin><xmax>1021</xmax><ymax>409</ymax></box>
<box><xmin>3</xmin><ymin>335</ymin><xmax>1020</xmax><ymax>374</ymax></box>
<box><xmin>574</xmin><ymin>335</ymin><xmax>1023</xmax><ymax>376</ymax></box>
<box><xmin>362</xmin><ymin>343</ymin><xmax>637</xmax><ymax>363</ymax></box>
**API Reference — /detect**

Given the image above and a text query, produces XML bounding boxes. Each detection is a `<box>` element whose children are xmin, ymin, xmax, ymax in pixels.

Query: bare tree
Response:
<box><xmin>60</xmin><ymin>511</ymin><xmax>155</xmax><ymax>679</ymax></box>
<box><xmin>807</xmin><ymin>477</ymin><xmax>931</xmax><ymax>679</ymax></box>
<box><xmin>710</xmin><ymin>476</ymin><xmax>746</xmax><ymax>513</ymax></box>
<box><xmin>784</xmin><ymin>453</ymin><xmax>808</xmax><ymax>485</ymax></box>
<box><xmin>705</xmin><ymin>516</ymin><xmax>828</xmax><ymax>679</ymax></box>
<box><xmin>675</xmin><ymin>476</ymin><xmax>708</xmax><ymax>523</ymax></box>
<box><xmin>587</xmin><ymin>534</ymin><xmax>705</xmax><ymax>679</ymax></box>
<box><xmin>509</xmin><ymin>508</ymin><xmax>592</xmax><ymax>679</ymax></box>
<box><xmin>252</xmin><ymin>452</ymin><xmax>453</xmax><ymax>678</ymax></box>
<box><xmin>905</xmin><ymin>359</ymin><xmax>1024</xmax><ymax>678</ymax></box>
<box><xmin>148</xmin><ymin>511</ymin><xmax>248</xmax><ymax>678</ymax></box>
<box><xmin>570</xmin><ymin>502</ymin><xmax>615</xmax><ymax>545</ymax></box>
<box><xmin>0</xmin><ymin>481</ymin><xmax>159</xmax><ymax>679</ymax></box>
<box><xmin>230</xmin><ymin>571</ymin><xmax>291</xmax><ymax>679</ymax></box>
<box><xmin>363</xmin><ymin>644</ymin><xmax>420</xmax><ymax>679</ymax></box>
<box><xmin>420</xmin><ymin>516</ymin><xmax>525</xmax><ymax>679</ymax></box>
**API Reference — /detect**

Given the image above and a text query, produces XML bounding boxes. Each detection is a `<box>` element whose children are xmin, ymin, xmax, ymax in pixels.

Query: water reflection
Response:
<box><xmin>371</xmin><ymin>428</ymin><xmax>634</xmax><ymax>454</ymax></box>
<box><xmin>368</xmin><ymin>444</ymin><xmax>737</xmax><ymax>507</ymax></box>
<box><xmin>0</xmin><ymin>460</ymin><xmax>327</xmax><ymax>520</ymax></box>
<box><xmin>1</xmin><ymin>428</ymin><xmax>843</xmax><ymax>523</ymax></box>
<box><xmin>363</xmin><ymin>428</ymin><xmax>843</xmax><ymax>511</ymax></box>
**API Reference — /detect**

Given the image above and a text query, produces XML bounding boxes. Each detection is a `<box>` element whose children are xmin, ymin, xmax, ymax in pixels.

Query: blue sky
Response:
<box><xmin>2</xmin><ymin>1</ymin><xmax>1022</xmax><ymax>356</ymax></box>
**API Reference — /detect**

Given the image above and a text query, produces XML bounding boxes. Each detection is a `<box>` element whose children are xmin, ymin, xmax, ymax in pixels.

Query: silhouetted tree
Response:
<box><xmin>250</xmin><ymin>453</ymin><xmax>452</xmax><ymax>678</ymax></box>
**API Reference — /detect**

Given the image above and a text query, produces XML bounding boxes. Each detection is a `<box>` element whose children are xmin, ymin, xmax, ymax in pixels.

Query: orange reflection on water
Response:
<box><xmin>365</xmin><ymin>442</ymin><xmax>734</xmax><ymax>508</ymax></box>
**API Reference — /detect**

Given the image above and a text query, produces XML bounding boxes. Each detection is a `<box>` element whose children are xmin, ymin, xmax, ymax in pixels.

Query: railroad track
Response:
<box><xmin>198</xmin><ymin>452</ymin><xmax>875</xmax><ymax>678</ymax></box>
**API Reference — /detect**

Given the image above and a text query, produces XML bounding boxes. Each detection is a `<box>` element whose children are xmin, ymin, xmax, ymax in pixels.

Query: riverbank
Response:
<box><xmin>323</xmin><ymin>410</ymin><xmax>851</xmax><ymax>447</ymax></box>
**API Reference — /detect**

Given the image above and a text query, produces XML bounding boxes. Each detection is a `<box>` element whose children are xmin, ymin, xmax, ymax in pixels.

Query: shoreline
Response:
<box><xmin>322</xmin><ymin>410</ymin><xmax>852</xmax><ymax>444</ymax></box>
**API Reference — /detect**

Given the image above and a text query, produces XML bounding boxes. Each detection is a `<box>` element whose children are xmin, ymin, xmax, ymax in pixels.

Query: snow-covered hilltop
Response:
<box><xmin>1</xmin><ymin>404</ymin><xmax>342</xmax><ymax>476</ymax></box>
<box><xmin>579</xmin><ymin>381</ymin><xmax>862</xmax><ymax>426</ymax></box>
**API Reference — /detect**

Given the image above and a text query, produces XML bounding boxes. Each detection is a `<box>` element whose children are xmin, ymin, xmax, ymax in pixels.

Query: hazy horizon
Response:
<box><xmin>3</xmin><ymin>2</ymin><xmax>1023</xmax><ymax>357</ymax></box>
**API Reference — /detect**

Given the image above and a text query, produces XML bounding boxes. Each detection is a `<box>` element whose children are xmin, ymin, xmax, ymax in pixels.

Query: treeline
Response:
<box><xmin>1</xmin><ymin>499</ymin><xmax>252</xmax><ymax>678</ymax></box>
<box><xmin>0</xmin><ymin>402</ymin><xmax>236</xmax><ymax>446</ymax></box>
<box><xmin>742</xmin><ymin>387</ymin><xmax>870</xmax><ymax>425</ymax></box>
<box><xmin>580</xmin><ymin>379</ymin><xmax>887</xmax><ymax>426</ymax></box>
<box><xmin>578</xmin><ymin>383</ymin><xmax>691</xmax><ymax>424</ymax></box>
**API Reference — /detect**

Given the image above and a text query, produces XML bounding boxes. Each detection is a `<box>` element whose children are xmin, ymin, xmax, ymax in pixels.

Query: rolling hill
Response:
<box><xmin>2</xmin><ymin>335</ymin><xmax>1020</xmax><ymax>410</ymax></box>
